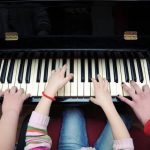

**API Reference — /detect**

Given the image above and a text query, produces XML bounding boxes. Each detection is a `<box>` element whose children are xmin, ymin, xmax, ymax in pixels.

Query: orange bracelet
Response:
<box><xmin>42</xmin><ymin>91</ymin><xmax>56</xmax><ymax>101</ymax></box>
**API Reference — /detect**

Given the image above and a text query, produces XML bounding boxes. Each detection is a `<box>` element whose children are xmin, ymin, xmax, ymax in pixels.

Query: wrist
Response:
<box><xmin>44</xmin><ymin>89</ymin><xmax>57</xmax><ymax>97</ymax></box>
<box><xmin>2</xmin><ymin>110</ymin><xmax>20</xmax><ymax>117</ymax></box>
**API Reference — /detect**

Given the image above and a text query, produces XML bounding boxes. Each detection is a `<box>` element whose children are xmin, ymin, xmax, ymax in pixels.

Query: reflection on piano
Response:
<box><xmin>0</xmin><ymin>1</ymin><xmax>150</xmax><ymax>103</ymax></box>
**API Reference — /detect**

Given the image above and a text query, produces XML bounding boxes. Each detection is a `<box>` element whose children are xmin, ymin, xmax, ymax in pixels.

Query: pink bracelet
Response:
<box><xmin>42</xmin><ymin>91</ymin><xmax>56</xmax><ymax>101</ymax></box>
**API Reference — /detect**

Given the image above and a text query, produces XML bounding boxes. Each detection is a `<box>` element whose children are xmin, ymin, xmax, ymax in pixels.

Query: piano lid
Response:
<box><xmin>0</xmin><ymin>1</ymin><xmax>150</xmax><ymax>49</ymax></box>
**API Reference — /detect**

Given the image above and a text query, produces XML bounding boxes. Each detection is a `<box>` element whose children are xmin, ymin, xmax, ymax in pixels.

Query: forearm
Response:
<box><xmin>102</xmin><ymin>103</ymin><xmax>131</xmax><ymax>140</ymax></box>
<box><xmin>35</xmin><ymin>91</ymin><xmax>55</xmax><ymax>116</ymax></box>
<box><xmin>0</xmin><ymin>111</ymin><xmax>19</xmax><ymax>150</ymax></box>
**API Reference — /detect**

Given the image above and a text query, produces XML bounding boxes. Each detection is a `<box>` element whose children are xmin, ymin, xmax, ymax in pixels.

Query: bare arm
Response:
<box><xmin>118</xmin><ymin>81</ymin><xmax>150</xmax><ymax>125</ymax></box>
<box><xmin>34</xmin><ymin>65</ymin><xmax>73</xmax><ymax>116</ymax></box>
<box><xmin>0</xmin><ymin>87</ymin><xmax>30</xmax><ymax>150</ymax></box>
<box><xmin>90</xmin><ymin>76</ymin><xmax>130</xmax><ymax>140</ymax></box>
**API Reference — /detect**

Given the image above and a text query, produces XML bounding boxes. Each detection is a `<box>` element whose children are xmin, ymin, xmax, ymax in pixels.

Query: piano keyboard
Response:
<box><xmin>0</xmin><ymin>58</ymin><xmax>150</xmax><ymax>101</ymax></box>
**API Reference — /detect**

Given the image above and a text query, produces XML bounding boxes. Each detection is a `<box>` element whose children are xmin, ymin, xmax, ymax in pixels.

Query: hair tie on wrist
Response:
<box><xmin>42</xmin><ymin>91</ymin><xmax>56</xmax><ymax>101</ymax></box>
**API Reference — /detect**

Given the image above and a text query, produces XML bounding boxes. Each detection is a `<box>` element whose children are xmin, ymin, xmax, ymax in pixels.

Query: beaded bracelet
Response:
<box><xmin>42</xmin><ymin>91</ymin><xmax>56</xmax><ymax>101</ymax></box>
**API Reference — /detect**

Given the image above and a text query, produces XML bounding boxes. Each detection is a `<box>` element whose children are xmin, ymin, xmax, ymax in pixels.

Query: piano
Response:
<box><xmin>0</xmin><ymin>1</ymin><xmax>150</xmax><ymax>103</ymax></box>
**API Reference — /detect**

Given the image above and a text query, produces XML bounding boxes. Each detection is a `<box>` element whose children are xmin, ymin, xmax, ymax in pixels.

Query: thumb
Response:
<box><xmin>90</xmin><ymin>97</ymin><xmax>96</xmax><ymax>103</ymax></box>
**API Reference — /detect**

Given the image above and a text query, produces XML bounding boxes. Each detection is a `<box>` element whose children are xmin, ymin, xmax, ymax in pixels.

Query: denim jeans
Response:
<box><xmin>58</xmin><ymin>107</ymin><xmax>132</xmax><ymax>150</ymax></box>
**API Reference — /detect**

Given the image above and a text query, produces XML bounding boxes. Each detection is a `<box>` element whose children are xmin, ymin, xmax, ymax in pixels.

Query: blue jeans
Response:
<box><xmin>58</xmin><ymin>107</ymin><xmax>132</xmax><ymax>150</ymax></box>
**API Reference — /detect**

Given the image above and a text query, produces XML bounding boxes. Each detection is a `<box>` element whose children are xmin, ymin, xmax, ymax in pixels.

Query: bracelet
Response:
<box><xmin>42</xmin><ymin>91</ymin><xmax>56</xmax><ymax>101</ymax></box>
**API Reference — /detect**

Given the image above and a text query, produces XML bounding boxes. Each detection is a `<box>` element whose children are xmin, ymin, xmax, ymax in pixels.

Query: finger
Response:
<box><xmin>91</xmin><ymin>78</ymin><xmax>98</xmax><ymax>88</ymax></box>
<box><xmin>56</xmin><ymin>67</ymin><xmax>61</xmax><ymax>72</ymax></box>
<box><xmin>10</xmin><ymin>86</ymin><xmax>18</xmax><ymax>94</ymax></box>
<box><xmin>117</xmin><ymin>95</ymin><xmax>134</xmax><ymax>107</ymax></box>
<box><xmin>0</xmin><ymin>90</ymin><xmax>3</xmax><ymax>97</ymax></box>
<box><xmin>91</xmin><ymin>78</ymin><xmax>97</xmax><ymax>84</ymax></box>
<box><xmin>103</xmin><ymin>78</ymin><xmax>109</xmax><ymax>90</ymax></box>
<box><xmin>63</xmin><ymin>73</ymin><xmax>74</xmax><ymax>84</ymax></box>
<box><xmin>130</xmin><ymin>80</ymin><xmax>142</xmax><ymax>94</ymax></box>
<box><xmin>61</xmin><ymin>64</ymin><xmax>67</xmax><ymax>75</ymax></box>
<box><xmin>98</xmin><ymin>74</ymin><xmax>103</xmax><ymax>83</ymax></box>
<box><xmin>142</xmin><ymin>84</ymin><xmax>150</xmax><ymax>93</ymax></box>
<box><xmin>122</xmin><ymin>83</ymin><xmax>137</xmax><ymax>99</ymax></box>
<box><xmin>17</xmin><ymin>88</ymin><xmax>24</xmax><ymax>95</ymax></box>
<box><xmin>90</xmin><ymin>97</ymin><xmax>96</xmax><ymax>103</ymax></box>
<box><xmin>22</xmin><ymin>93</ymin><xmax>30</xmax><ymax>101</ymax></box>
<box><xmin>51</xmin><ymin>70</ymin><xmax>55</xmax><ymax>75</ymax></box>
<box><xmin>4</xmin><ymin>89</ymin><xmax>10</xmax><ymax>95</ymax></box>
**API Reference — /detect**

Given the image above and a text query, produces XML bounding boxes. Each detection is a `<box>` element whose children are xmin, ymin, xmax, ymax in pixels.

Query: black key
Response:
<box><xmin>105</xmin><ymin>59</ymin><xmax>111</xmax><ymax>82</ymax></box>
<box><xmin>81</xmin><ymin>59</ymin><xmax>85</xmax><ymax>82</ymax></box>
<box><xmin>112</xmin><ymin>59</ymin><xmax>118</xmax><ymax>83</ymax></box>
<box><xmin>129</xmin><ymin>58</ymin><xmax>136</xmax><ymax>81</ymax></box>
<box><xmin>18</xmin><ymin>59</ymin><xmax>25</xmax><ymax>83</ymax></box>
<box><xmin>70</xmin><ymin>59</ymin><xmax>74</xmax><ymax>82</ymax></box>
<box><xmin>7</xmin><ymin>59</ymin><xmax>15</xmax><ymax>83</ymax></box>
<box><xmin>146</xmin><ymin>58</ymin><xmax>150</xmax><ymax>80</ymax></box>
<box><xmin>63</xmin><ymin>59</ymin><xmax>67</xmax><ymax>77</ymax></box>
<box><xmin>88</xmin><ymin>59</ymin><xmax>92</xmax><ymax>82</ymax></box>
<box><xmin>123</xmin><ymin>59</ymin><xmax>129</xmax><ymax>82</ymax></box>
<box><xmin>52</xmin><ymin>59</ymin><xmax>56</xmax><ymax>70</ymax></box>
<box><xmin>26</xmin><ymin>59</ymin><xmax>32</xmax><ymax>83</ymax></box>
<box><xmin>43</xmin><ymin>59</ymin><xmax>49</xmax><ymax>82</ymax></box>
<box><xmin>0</xmin><ymin>59</ymin><xmax>8</xmax><ymax>83</ymax></box>
<box><xmin>36</xmin><ymin>59</ymin><xmax>42</xmax><ymax>82</ymax></box>
<box><xmin>136</xmin><ymin>59</ymin><xmax>144</xmax><ymax>82</ymax></box>
<box><xmin>95</xmin><ymin>59</ymin><xmax>99</xmax><ymax>81</ymax></box>
<box><xmin>63</xmin><ymin>59</ymin><xmax>67</xmax><ymax>65</ymax></box>
<box><xmin>0</xmin><ymin>59</ymin><xmax>2</xmax><ymax>68</ymax></box>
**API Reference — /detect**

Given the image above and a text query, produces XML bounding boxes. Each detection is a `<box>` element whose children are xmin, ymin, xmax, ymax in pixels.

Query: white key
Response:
<box><xmin>0</xmin><ymin>60</ymin><xmax>4</xmax><ymax>90</ymax></box>
<box><xmin>84</xmin><ymin>59</ymin><xmax>90</xmax><ymax>96</ymax></box>
<box><xmin>65</xmin><ymin>59</ymin><xmax>71</xmax><ymax>96</ymax></box>
<box><xmin>38</xmin><ymin>59</ymin><xmax>46</xmax><ymax>96</ymax></box>
<box><xmin>140</xmin><ymin>59</ymin><xmax>146</xmax><ymax>86</ymax></box>
<box><xmin>20</xmin><ymin>59</ymin><xmax>28</xmax><ymax>92</ymax></box>
<box><xmin>55</xmin><ymin>58</ymin><xmax>60</xmax><ymax>70</ymax></box>
<box><xmin>15</xmin><ymin>59</ymin><xmax>21</xmax><ymax>89</ymax></box>
<box><xmin>48</xmin><ymin>59</ymin><xmax>52</xmax><ymax>78</ymax></box>
<box><xmin>58</xmin><ymin>59</ymin><xmax>65</xmax><ymax>96</ymax></box>
<box><xmin>109</xmin><ymin>59</ymin><xmax>117</xmax><ymax>96</ymax></box>
<box><xmin>98</xmin><ymin>59</ymin><xmax>103</xmax><ymax>76</ymax></box>
<box><xmin>70</xmin><ymin>59</ymin><xmax>78</xmax><ymax>96</ymax></box>
<box><xmin>91</xmin><ymin>59</ymin><xmax>95</xmax><ymax>96</ymax></box>
<box><xmin>116</xmin><ymin>59</ymin><xmax>123</xmax><ymax>95</ymax></box>
<box><xmin>9</xmin><ymin>60</ymin><xmax>19</xmax><ymax>89</ymax></box>
<box><xmin>102</xmin><ymin>59</ymin><xmax>106</xmax><ymax>78</ymax></box>
<box><xmin>2</xmin><ymin>59</ymin><xmax>10</xmax><ymax>91</ymax></box>
<box><xmin>120</xmin><ymin>59</ymin><xmax>129</xmax><ymax>96</ymax></box>
<box><xmin>102</xmin><ymin>59</ymin><xmax>110</xmax><ymax>91</ymax></box>
<box><xmin>142</xmin><ymin>59</ymin><xmax>150</xmax><ymax>86</ymax></box>
<box><xmin>134</xmin><ymin>59</ymin><xmax>143</xmax><ymax>88</ymax></box>
<box><xmin>77</xmin><ymin>59</ymin><xmax>84</xmax><ymax>96</ymax></box>
<box><xmin>27</xmin><ymin>59</ymin><xmax>38</xmax><ymax>96</ymax></box>
<box><xmin>127</xmin><ymin>59</ymin><xmax>132</xmax><ymax>81</ymax></box>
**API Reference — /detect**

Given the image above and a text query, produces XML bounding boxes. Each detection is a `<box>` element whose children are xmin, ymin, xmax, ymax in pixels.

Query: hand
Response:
<box><xmin>2</xmin><ymin>86</ymin><xmax>30</xmax><ymax>115</ymax></box>
<box><xmin>0</xmin><ymin>90</ymin><xmax>3</xmax><ymax>97</ymax></box>
<box><xmin>118</xmin><ymin>81</ymin><xmax>150</xmax><ymax>125</ymax></box>
<box><xmin>90</xmin><ymin>75</ymin><xmax>113</xmax><ymax>108</ymax></box>
<box><xmin>44</xmin><ymin>64</ymin><xmax>73</xmax><ymax>96</ymax></box>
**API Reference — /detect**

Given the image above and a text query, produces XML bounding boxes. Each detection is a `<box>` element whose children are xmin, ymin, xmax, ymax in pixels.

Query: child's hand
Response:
<box><xmin>44</xmin><ymin>65</ymin><xmax>73</xmax><ymax>96</ymax></box>
<box><xmin>118</xmin><ymin>81</ymin><xmax>150</xmax><ymax>125</ymax></box>
<box><xmin>90</xmin><ymin>75</ymin><xmax>113</xmax><ymax>108</ymax></box>
<box><xmin>2</xmin><ymin>86</ymin><xmax>30</xmax><ymax>115</ymax></box>
<box><xmin>0</xmin><ymin>90</ymin><xmax>3</xmax><ymax>97</ymax></box>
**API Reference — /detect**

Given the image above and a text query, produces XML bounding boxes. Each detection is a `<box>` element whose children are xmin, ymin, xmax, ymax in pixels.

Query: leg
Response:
<box><xmin>58</xmin><ymin>107</ymin><xmax>88</xmax><ymax>150</ymax></box>
<box><xmin>94</xmin><ymin>114</ymin><xmax>132</xmax><ymax>150</ymax></box>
